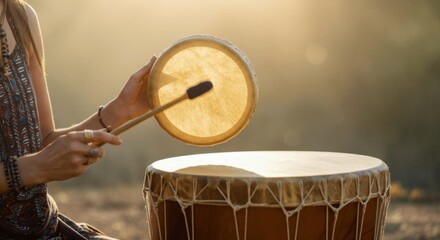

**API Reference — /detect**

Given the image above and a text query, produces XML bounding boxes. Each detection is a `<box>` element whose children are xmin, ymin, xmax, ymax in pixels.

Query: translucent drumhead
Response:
<box><xmin>147</xmin><ymin>35</ymin><xmax>258</xmax><ymax>146</ymax></box>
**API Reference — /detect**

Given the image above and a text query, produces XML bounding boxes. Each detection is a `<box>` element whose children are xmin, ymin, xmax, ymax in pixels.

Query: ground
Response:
<box><xmin>49</xmin><ymin>186</ymin><xmax>440</xmax><ymax>240</ymax></box>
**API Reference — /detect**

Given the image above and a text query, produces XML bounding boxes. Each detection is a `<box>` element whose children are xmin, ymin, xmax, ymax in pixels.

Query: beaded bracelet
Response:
<box><xmin>3</xmin><ymin>156</ymin><xmax>24</xmax><ymax>192</ymax></box>
<box><xmin>98</xmin><ymin>105</ymin><xmax>112</xmax><ymax>133</ymax></box>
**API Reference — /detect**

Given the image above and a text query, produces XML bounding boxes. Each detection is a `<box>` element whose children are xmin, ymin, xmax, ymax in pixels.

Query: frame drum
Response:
<box><xmin>147</xmin><ymin>35</ymin><xmax>258</xmax><ymax>146</ymax></box>
<box><xmin>143</xmin><ymin>151</ymin><xmax>391</xmax><ymax>240</ymax></box>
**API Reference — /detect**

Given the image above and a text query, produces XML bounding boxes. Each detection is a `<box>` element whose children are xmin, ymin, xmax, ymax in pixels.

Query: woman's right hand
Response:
<box><xmin>18</xmin><ymin>130</ymin><xmax>122</xmax><ymax>186</ymax></box>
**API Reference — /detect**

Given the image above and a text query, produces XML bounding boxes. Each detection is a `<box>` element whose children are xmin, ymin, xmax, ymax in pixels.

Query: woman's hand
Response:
<box><xmin>18</xmin><ymin>130</ymin><xmax>122</xmax><ymax>185</ymax></box>
<box><xmin>115</xmin><ymin>56</ymin><xmax>157</xmax><ymax>120</ymax></box>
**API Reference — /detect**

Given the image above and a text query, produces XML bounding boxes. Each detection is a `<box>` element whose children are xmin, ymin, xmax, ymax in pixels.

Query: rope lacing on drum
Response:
<box><xmin>144</xmin><ymin>165</ymin><xmax>391</xmax><ymax>240</ymax></box>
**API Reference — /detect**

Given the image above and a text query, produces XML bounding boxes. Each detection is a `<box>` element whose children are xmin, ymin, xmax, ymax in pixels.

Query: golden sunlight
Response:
<box><xmin>24</xmin><ymin>1</ymin><xmax>440</xmax><ymax>238</ymax></box>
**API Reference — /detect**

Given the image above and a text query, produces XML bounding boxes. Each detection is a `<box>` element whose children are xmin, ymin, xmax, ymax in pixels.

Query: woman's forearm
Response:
<box><xmin>40</xmin><ymin>57</ymin><xmax>156</xmax><ymax>147</ymax></box>
<box><xmin>43</xmin><ymin>98</ymin><xmax>129</xmax><ymax>146</ymax></box>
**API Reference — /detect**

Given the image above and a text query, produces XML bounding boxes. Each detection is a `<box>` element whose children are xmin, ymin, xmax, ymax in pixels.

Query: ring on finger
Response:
<box><xmin>83</xmin><ymin>129</ymin><xmax>94</xmax><ymax>143</ymax></box>
<box><xmin>86</xmin><ymin>147</ymin><xmax>100</xmax><ymax>158</ymax></box>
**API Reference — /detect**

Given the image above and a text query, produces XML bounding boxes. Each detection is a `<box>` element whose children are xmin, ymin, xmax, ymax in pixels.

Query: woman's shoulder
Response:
<box><xmin>21</xmin><ymin>2</ymin><xmax>39</xmax><ymax>26</ymax></box>
<box><xmin>19</xmin><ymin>2</ymin><xmax>44</xmax><ymax>64</ymax></box>
<box><xmin>20</xmin><ymin>2</ymin><xmax>43</xmax><ymax>44</ymax></box>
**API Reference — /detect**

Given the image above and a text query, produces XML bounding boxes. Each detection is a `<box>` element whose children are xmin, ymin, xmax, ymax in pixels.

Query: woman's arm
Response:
<box><xmin>24</xmin><ymin>3</ymin><xmax>54</xmax><ymax>145</ymax></box>
<box><xmin>25</xmin><ymin>4</ymin><xmax>156</xmax><ymax>146</ymax></box>
<box><xmin>43</xmin><ymin>57</ymin><xmax>156</xmax><ymax>145</ymax></box>
<box><xmin>0</xmin><ymin>4</ymin><xmax>156</xmax><ymax>195</ymax></box>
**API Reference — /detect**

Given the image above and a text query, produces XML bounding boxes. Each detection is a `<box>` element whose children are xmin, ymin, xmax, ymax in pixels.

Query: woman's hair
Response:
<box><xmin>2</xmin><ymin>0</ymin><xmax>43</xmax><ymax>68</ymax></box>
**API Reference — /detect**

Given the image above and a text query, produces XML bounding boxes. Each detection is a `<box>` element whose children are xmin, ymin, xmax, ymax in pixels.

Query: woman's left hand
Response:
<box><xmin>115</xmin><ymin>55</ymin><xmax>157</xmax><ymax>120</ymax></box>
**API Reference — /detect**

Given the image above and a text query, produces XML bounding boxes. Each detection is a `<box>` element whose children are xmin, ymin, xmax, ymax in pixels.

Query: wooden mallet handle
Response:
<box><xmin>96</xmin><ymin>80</ymin><xmax>213</xmax><ymax>147</ymax></box>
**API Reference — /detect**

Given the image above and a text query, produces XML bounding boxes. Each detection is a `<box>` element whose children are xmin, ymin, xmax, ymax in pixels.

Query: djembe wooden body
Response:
<box><xmin>143</xmin><ymin>151</ymin><xmax>391</xmax><ymax>240</ymax></box>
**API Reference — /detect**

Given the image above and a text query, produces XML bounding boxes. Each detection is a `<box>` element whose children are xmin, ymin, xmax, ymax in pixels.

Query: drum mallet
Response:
<box><xmin>96</xmin><ymin>80</ymin><xmax>213</xmax><ymax>147</ymax></box>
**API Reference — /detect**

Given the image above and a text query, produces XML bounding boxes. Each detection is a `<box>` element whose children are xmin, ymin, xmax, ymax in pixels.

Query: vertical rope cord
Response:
<box><xmin>177</xmin><ymin>178</ymin><xmax>192</xmax><ymax>240</ymax></box>
<box><xmin>226</xmin><ymin>180</ymin><xmax>241</xmax><ymax>240</ymax></box>
<box><xmin>297</xmin><ymin>181</ymin><xmax>304</xmax><ymax>240</ymax></box>
<box><xmin>155</xmin><ymin>173</ymin><xmax>164</xmax><ymax>240</ymax></box>
<box><xmin>244</xmin><ymin>180</ymin><xmax>252</xmax><ymax>240</ymax></box>
<box><xmin>330</xmin><ymin>178</ymin><xmax>344</xmax><ymax>240</ymax></box>
<box><xmin>244</xmin><ymin>207</ymin><xmax>248</xmax><ymax>240</ymax></box>
<box><xmin>331</xmin><ymin>212</ymin><xmax>339</xmax><ymax>240</ymax></box>
<box><xmin>192</xmin><ymin>179</ymin><xmax>197</xmax><ymax>240</ymax></box>
<box><xmin>375</xmin><ymin>198</ymin><xmax>382</xmax><ymax>239</ymax></box>
<box><xmin>327</xmin><ymin>179</ymin><xmax>338</xmax><ymax>240</ymax></box>
<box><xmin>358</xmin><ymin>173</ymin><xmax>374</xmax><ymax>240</ymax></box>
<box><xmin>294</xmin><ymin>209</ymin><xmax>301</xmax><ymax>240</ymax></box>
<box><xmin>281</xmin><ymin>181</ymin><xmax>290</xmax><ymax>240</ymax></box>
<box><xmin>374</xmin><ymin>171</ymin><xmax>391</xmax><ymax>239</ymax></box>
<box><xmin>378</xmin><ymin>172</ymin><xmax>392</xmax><ymax>239</ymax></box>
<box><xmin>355</xmin><ymin>176</ymin><xmax>361</xmax><ymax>240</ymax></box>
<box><xmin>233</xmin><ymin>209</ymin><xmax>240</xmax><ymax>240</ymax></box>
<box><xmin>326</xmin><ymin>205</ymin><xmax>329</xmax><ymax>240</ymax></box>
<box><xmin>323</xmin><ymin>180</ymin><xmax>329</xmax><ymax>240</ymax></box>
<box><xmin>191</xmin><ymin>205</ymin><xmax>194</xmax><ymax>240</ymax></box>
<box><xmin>356</xmin><ymin>202</ymin><xmax>360</xmax><ymax>240</ymax></box>
<box><xmin>374</xmin><ymin>173</ymin><xmax>381</xmax><ymax>239</ymax></box>
<box><xmin>164</xmin><ymin>201</ymin><xmax>168</xmax><ymax>240</ymax></box>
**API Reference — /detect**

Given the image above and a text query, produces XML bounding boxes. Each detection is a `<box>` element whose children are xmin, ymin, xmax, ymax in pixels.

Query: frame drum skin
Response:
<box><xmin>143</xmin><ymin>151</ymin><xmax>391</xmax><ymax>240</ymax></box>
<box><xmin>147</xmin><ymin>35</ymin><xmax>258</xmax><ymax>146</ymax></box>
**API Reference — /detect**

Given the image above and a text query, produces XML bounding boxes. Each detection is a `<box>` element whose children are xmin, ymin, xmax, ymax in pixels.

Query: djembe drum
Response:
<box><xmin>143</xmin><ymin>151</ymin><xmax>391</xmax><ymax>240</ymax></box>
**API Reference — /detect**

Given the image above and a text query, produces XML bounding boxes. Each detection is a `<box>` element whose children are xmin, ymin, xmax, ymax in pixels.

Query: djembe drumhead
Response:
<box><xmin>147</xmin><ymin>35</ymin><xmax>258</xmax><ymax>146</ymax></box>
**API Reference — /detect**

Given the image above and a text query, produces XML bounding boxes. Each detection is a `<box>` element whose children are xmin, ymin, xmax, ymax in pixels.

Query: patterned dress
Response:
<box><xmin>0</xmin><ymin>12</ymin><xmax>115</xmax><ymax>240</ymax></box>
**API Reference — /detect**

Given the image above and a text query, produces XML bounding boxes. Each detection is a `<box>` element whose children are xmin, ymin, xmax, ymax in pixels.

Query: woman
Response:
<box><xmin>0</xmin><ymin>0</ymin><xmax>156</xmax><ymax>239</ymax></box>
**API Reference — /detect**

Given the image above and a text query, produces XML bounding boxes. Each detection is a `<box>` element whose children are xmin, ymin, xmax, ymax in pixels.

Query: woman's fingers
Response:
<box><xmin>140</xmin><ymin>55</ymin><xmax>157</xmax><ymax>75</ymax></box>
<box><xmin>130</xmin><ymin>55</ymin><xmax>157</xmax><ymax>81</ymax></box>
<box><xmin>63</xmin><ymin>130</ymin><xmax>119</xmax><ymax>166</ymax></box>
<box><xmin>75</xmin><ymin>130</ymin><xmax>115</xmax><ymax>165</ymax></box>
<box><xmin>33</xmin><ymin>129</ymin><xmax>121</xmax><ymax>182</ymax></box>
<box><xmin>70</xmin><ymin>129</ymin><xmax>122</xmax><ymax>145</ymax></box>
<box><xmin>83</xmin><ymin>146</ymin><xmax>103</xmax><ymax>165</ymax></box>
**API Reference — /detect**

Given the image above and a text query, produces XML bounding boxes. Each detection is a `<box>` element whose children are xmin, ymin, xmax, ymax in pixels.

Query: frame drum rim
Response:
<box><xmin>147</xmin><ymin>35</ymin><xmax>258</xmax><ymax>146</ymax></box>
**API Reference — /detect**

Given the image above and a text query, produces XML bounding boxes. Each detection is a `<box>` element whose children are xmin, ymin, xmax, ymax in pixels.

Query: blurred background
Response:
<box><xmin>27</xmin><ymin>0</ymin><xmax>440</xmax><ymax>239</ymax></box>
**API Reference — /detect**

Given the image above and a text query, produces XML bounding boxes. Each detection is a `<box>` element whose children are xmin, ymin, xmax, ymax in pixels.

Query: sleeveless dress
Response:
<box><xmin>0</xmin><ymin>12</ymin><xmax>116</xmax><ymax>240</ymax></box>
